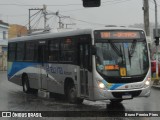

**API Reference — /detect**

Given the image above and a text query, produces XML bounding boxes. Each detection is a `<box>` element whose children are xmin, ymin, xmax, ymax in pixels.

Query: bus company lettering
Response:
<box><xmin>46</xmin><ymin>65</ymin><xmax>71</xmax><ymax>75</ymax></box>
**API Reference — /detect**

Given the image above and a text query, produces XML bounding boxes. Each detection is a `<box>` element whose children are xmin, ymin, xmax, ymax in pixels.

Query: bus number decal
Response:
<box><xmin>120</xmin><ymin>68</ymin><xmax>126</xmax><ymax>77</ymax></box>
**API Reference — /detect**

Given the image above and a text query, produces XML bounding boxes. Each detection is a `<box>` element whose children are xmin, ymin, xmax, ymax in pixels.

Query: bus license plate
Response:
<box><xmin>122</xmin><ymin>94</ymin><xmax>132</xmax><ymax>99</ymax></box>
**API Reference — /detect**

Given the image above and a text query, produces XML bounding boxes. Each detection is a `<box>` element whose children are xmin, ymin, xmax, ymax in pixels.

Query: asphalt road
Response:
<box><xmin>0</xmin><ymin>71</ymin><xmax>160</xmax><ymax>120</ymax></box>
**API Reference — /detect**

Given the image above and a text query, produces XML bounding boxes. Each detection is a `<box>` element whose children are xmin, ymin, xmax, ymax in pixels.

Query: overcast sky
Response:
<box><xmin>0</xmin><ymin>0</ymin><xmax>160</xmax><ymax>30</ymax></box>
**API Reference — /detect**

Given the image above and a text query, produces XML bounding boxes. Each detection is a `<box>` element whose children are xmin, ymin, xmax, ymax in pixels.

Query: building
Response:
<box><xmin>0</xmin><ymin>20</ymin><xmax>9</xmax><ymax>71</ymax></box>
<box><xmin>0</xmin><ymin>20</ymin><xmax>9</xmax><ymax>40</ymax></box>
<box><xmin>0</xmin><ymin>39</ymin><xmax>7</xmax><ymax>71</ymax></box>
<box><xmin>8</xmin><ymin>24</ymin><xmax>28</xmax><ymax>39</ymax></box>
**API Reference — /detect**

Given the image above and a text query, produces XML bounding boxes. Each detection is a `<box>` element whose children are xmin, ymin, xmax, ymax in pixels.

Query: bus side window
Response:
<box><xmin>8</xmin><ymin>43</ymin><xmax>16</xmax><ymax>61</ymax></box>
<box><xmin>34</xmin><ymin>42</ymin><xmax>38</xmax><ymax>62</ymax></box>
<box><xmin>61</xmin><ymin>38</ymin><xmax>74</xmax><ymax>62</ymax></box>
<box><xmin>25</xmin><ymin>42</ymin><xmax>35</xmax><ymax>61</ymax></box>
<box><xmin>16</xmin><ymin>42</ymin><xmax>25</xmax><ymax>61</ymax></box>
<box><xmin>48</xmin><ymin>40</ymin><xmax>59</xmax><ymax>62</ymax></box>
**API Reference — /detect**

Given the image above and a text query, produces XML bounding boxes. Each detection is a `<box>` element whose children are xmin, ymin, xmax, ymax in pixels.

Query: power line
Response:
<box><xmin>61</xmin><ymin>0</ymin><xmax>134</xmax><ymax>13</ymax></box>
<box><xmin>69</xmin><ymin>17</ymin><xmax>106</xmax><ymax>26</ymax></box>
<box><xmin>149</xmin><ymin>0</ymin><xmax>160</xmax><ymax>7</ymax></box>
<box><xmin>0</xmin><ymin>0</ymin><xmax>134</xmax><ymax>7</ymax></box>
<box><xmin>31</xmin><ymin>14</ymin><xmax>43</xmax><ymax>30</ymax></box>
<box><xmin>0</xmin><ymin>3</ymin><xmax>81</xmax><ymax>7</ymax></box>
<box><xmin>1</xmin><ymin>14</ymin><xmax>27</xmax><ymax>17</ymax></box>
<box><xmin>14</xmin><ymin>10</ymin><xmax>42</xmax><ymax>35</ymax></box>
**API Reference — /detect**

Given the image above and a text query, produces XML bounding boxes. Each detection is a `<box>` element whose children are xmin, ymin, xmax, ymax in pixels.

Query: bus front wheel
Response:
<box><xmin>67</xmin><ymin>85</ymin><xmax>83</xmax><ymax>104</ymax></box>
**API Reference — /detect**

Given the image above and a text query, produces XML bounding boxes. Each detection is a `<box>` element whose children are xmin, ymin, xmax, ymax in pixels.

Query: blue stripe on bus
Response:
<box><xmin>102</xmin><ymin>79</ymin><xmax>125</xmax><ymax>90</ymax></box>
<box><xmin>8</xmin><ymin>62</ymin><xmax>38</xmax><ymax>79</ymax></box>
<box><xmin>109</xmin><ymin>84</ymin><xmax>125</xmax><ymax>90</ymax></box>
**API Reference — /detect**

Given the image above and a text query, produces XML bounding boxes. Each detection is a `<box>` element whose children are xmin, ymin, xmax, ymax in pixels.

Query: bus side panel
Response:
<box><xmin>7</xmin><ymin>61</ymin><xmax>39</xmax><ymax>89</ymax></box>
<box><xmin>8</xmin><ymin>61</ymin><xmax>23</xmax><ymax>86</ymax></box>
<box><xmin>46</xmin><ymin>64</ymin><xmax>76</xmax><ymax>95</ymax></box>
<box><xmin>46</xmin><ymin>63</ymin><xmax>63</xmax><ymax>94</ymax></box>
<box><xmin>28</xmin><ymin>73</ymin><xmax>39</xmax><ymax>90</ymax></box>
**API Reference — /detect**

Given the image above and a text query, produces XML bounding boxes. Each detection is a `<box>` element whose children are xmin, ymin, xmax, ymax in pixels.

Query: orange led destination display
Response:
<box><xmin>100</xmin><ymin>31</ymin><xmax>140</xmax><ymax>39</ymax></box>
<box><xmin>105</xmin><ymin>65</ymin><xmax>119</xmax><ymax>70</ymax></box>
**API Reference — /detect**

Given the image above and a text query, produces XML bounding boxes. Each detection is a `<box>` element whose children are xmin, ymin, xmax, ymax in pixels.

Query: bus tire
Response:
<box><xmin>76</xmin><ymin>98</ymin><xmax>84</xmax><ymax>104</ymax></box>
<box><xmin>110</xmin><ymin>99</ymin><xmax>123</xmax><ymax>103</ymax></box>
<box><xmin>68</xmin><ymin>86</ymin><xmax>77</xmax><ymax>103</ymax></box>
<box><xmin>22</xmin><ymin>75</ymin><xmax>31</xmax><ymax>93</ymax></box>
<box><xmin>67</xmin><ymin>85</ymin><xmax>83</xmax><ymax>104</ymax></box>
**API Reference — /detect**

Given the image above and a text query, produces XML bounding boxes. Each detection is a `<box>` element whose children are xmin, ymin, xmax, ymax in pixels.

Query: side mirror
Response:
<box><xmin>91</xmin><ymin>45</ymin><xmax>97</xmax><ymax>55</ymax></box>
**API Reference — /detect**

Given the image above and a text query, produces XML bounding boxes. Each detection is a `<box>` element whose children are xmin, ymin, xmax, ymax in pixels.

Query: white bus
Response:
<box><xmin>7</xmin><ymin>27</ymin><xmax>151</xmax><ymax>104</ymax></box>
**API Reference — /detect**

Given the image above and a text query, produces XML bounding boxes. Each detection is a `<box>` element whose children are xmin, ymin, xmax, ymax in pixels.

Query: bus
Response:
<box><xmin>7</xmin><ymin>27</ymin><xmax>151</xmax><ymax>104</ymax></box>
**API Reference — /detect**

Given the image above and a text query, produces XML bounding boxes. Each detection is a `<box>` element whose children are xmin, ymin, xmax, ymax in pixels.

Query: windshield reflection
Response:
<box><xmin>96</xmin><ymin>40</ymin><xmax>149</xmax><ymax>77</ymax></box>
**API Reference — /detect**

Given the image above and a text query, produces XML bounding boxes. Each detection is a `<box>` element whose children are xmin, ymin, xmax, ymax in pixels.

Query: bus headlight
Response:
<box><xmin>145</xmin><ymin>80</ymin><xmax>150</xmax><ymax>86</ymax></box>
<box><xmin>98</xmin><ymin>82</ymin><xmax>105</xmax><ymax>89</ymax></box>
<box><xmin>144</xmin><ymin>77</ymin><xmax>151</xmax><ymax>87</ymax></box>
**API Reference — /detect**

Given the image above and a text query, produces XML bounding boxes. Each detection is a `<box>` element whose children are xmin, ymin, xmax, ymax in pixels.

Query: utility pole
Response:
<box><xmin>153</xmin><ymin>0</ymin><xmax>159</xmax><ymax>80</ymax></box>
<box><xmin>43</xmin><ymin>4</ymin><xmax>47</xmax><ymax>31</ymax></box>
<box><xmin>29</xmin><ymin>9</ymin><xmax>31</xmax><ymax>34</ymax></box>
<box><xmin>56</xmin><ymin>11</ymin><xmax>70</xmax><ymax>29</ymax></box>
<box><xmin>28</xmin><ymin>6</ymin><xmax>72</xmax><ymax>33</ymax></box>
<box><xmin>143</xmin><ymin>0</ymin><xmax>150</xmax><ymax>36</ymax></box>
<box><xmin>28</xmin><ymin>8</ymin><xmax>43</xmax><ymax>34</ymax></box>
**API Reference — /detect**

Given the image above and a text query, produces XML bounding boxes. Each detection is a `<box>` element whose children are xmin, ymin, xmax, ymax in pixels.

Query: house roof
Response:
<box><xmin>0</xmin><ymin>20</ymin><xmax>9</xmax><ymax>26</ymax></box>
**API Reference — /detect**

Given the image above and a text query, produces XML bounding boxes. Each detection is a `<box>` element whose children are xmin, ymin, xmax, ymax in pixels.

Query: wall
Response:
<box><xmin>8</xmin><ymin>24</ymin><xmax>28</xmax><ymax>39</ymax></box>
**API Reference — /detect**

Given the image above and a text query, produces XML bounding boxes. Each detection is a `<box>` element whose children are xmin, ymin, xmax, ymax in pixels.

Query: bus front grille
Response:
<box><xmin>111</xmin><ymin>90</ymin><xmax>142</xmax><ymax>99</ymax></box>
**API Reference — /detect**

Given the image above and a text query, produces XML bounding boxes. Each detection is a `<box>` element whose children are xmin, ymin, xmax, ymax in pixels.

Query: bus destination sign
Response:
<box><xmin>97</xmin><ymin>31</ymin><xmax>142</xmax><ymax>39</ymax></box>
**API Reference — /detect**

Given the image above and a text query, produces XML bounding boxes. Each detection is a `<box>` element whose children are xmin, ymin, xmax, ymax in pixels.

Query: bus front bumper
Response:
<box><xmin>93</xmin><ymin>86</ymin><xmax>151</xmax><ymax>100</ymax></box>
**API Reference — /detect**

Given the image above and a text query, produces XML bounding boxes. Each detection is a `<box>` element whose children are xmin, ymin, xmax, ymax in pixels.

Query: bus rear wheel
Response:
<box><xmin>22</xmin><ymin>76</ymin><xmax>31</xmax><ymax>93</ymax></box>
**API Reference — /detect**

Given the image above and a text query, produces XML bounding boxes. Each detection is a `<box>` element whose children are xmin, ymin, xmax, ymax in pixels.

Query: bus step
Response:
<box><xmin>38</xmin><ymin>89</ymin><xmax>50</xmax><ymax>98</ymax></box>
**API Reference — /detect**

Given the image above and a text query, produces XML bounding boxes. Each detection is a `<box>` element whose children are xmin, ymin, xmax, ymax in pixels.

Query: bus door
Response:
<box><xmin>38</xmin><ymin>41</ymin><xmax>47</xmax><ymax>90</ymax></box>
<box><xmin>79</xmin><ymin>43</ymin><xmax>90</xmax><ymax>97</ymax></box>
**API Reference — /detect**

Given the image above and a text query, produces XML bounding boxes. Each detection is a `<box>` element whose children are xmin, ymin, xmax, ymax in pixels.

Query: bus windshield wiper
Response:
<box><xmin>109</xmin><ymin>40</ymin><xmax>122</xmax><ymax>57</ymax></box>
<box><xmin>109</xmin><ymin>40</ymin><xmax>124</xmax><ymax>64</ymax></box>
<box><xmin>128</xmin><ymin>39</ymin><xmax>137</xmax><ymax>66</ymax></box>
<box><xmin>129</xmin><ymin>39</ymin><xmax>137</xmax><ymax>56</ymax></box>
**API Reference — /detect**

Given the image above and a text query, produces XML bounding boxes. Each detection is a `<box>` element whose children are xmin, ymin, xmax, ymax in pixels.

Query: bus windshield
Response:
<box><xmin>95</xmin><ymin>40</ymin><xmax>149</xmax><ymax>77</ymax></box>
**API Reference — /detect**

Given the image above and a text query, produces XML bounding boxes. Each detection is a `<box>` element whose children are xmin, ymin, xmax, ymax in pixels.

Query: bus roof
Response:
<box><xmin>8</xmin><ymin>27</ymin><xmax>144</xmax><ymax>43</ymax></box>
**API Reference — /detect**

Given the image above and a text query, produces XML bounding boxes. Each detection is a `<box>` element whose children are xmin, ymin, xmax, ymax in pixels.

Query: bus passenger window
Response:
<box><xmin>25</xmin><ymin>42</ymin><xmax>35</xmax><ymax>61</ymax></box>
<box><xmin>8</xmin><ymin>43</ymin><xmax>16</xmax><ymax>61</ymax></box>
<box><xmin>16</xmin><ymin>42</ymin><xmax>25</xmax><ymax>61</ymax></box>
<box><xmin>61</xmin><ymin>38</ymin><xmax>74</xmax><ymax>62</ymax></box>
<box><xmin>48</xmin><ymin>40</ymin><xmax>59</xmax><ymax>62</ymax></box>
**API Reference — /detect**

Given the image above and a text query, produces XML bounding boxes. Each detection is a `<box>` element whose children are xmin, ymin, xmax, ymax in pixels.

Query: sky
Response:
<box><xmin>0</xmin><ymin>0</ymin><xmax>160</xmax><ymax>30</ymax></box>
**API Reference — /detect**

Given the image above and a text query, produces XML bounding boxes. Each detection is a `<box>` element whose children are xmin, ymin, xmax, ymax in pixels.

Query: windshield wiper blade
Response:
<box><xmin>109</xmin><ymin>41</ymin><xmax>125</xmax><ymax>65</ymax></box>
<box><xmin>128</xmin><ymin>39</ymin><xmax>137</xmax><ymax>66</ymax></box>
<box><xmin>129</xmin><ymin>39</ymin><xmax>137</xmax><ymax>56</ymax></box>
<box><xmin>109</xmin><ymin>40</ymin><xmax>122</xmax><ymax>57</ymax></box>
<box><xmin>128</xmin><ymin>47</ymin><xmax>131</xmax><ymax>66</ymax></box>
